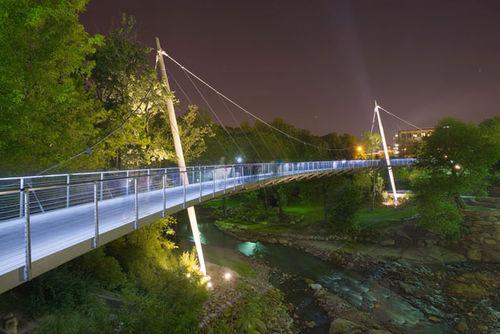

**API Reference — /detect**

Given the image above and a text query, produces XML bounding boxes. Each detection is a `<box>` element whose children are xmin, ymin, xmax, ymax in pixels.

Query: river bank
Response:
<box><xmin>211</xmin><ymin>212</ymin><xmax>500</xmax><ymax>333</ymax></box>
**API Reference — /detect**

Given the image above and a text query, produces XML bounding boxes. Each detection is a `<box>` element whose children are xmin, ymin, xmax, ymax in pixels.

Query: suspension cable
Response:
<box><xmin>161</xmin><ymin>51</ymin><xmax>350</xmax><ymax>152</ymax></box>
<box><xmin>180</xmin><ymin>67</ymin><xmax>243</xmax><ymax>158</ymax></box>
<box><xmin>378</xmin><ymin>105</ymin><xmax>422</xmax><ymax>130</ymax></box>
<box><xmin>217</xmin><ymin>95</ymin><xmax>265</xmax><ymax>161</ymax></box>
<box><xmin>38</xmin><ymin>57</ymin><xmax>160</xmax><ymax>175</ymax></box>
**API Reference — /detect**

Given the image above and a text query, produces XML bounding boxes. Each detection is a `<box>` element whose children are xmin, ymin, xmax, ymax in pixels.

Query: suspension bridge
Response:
<box><xmin>0</xmin><ymin>159</ymin><xmax>414</xmax><ymax>294</ymax></box>
<box><xmin>0</xmin><ymin>39</ymin><xmax>424</xmax><ymax>293</ymax></box>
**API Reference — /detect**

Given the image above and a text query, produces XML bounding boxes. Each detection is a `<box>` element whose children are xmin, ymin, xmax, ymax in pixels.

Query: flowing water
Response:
<box><xmin>176</xmin><ymin>209</ymin><xmax>449</xmax><ymax>333</ymax></box>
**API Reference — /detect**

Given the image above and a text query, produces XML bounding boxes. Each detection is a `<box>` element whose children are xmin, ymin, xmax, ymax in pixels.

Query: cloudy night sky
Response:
<box><xmin>81</xmin><ymin>0</ymin><xmax>500</xmax><ymax>137</ymax></box>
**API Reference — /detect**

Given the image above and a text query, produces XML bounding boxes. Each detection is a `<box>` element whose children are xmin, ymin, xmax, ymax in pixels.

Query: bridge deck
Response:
<box><xmin>0</xmin><ymin>159</ymin><xmax>414</xmax><ymax>293</ymax></box>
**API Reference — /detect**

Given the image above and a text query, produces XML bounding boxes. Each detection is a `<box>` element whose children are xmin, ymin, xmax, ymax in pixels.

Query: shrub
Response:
<box><xmin>327</xmin><ymin>178</ymin><xmax>362</xmax><ymax>231</ymax></box>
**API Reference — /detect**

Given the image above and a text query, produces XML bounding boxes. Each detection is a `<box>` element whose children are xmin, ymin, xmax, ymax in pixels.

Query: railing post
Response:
<box><xmin>223</xmin><ymin>167</ymin><xmax>227</xmax><ymax>194</ymax></box>
<box><xmin>66</xmin><ymin>174</ymin><xmax>70</xmax><ymax>208</ymax></box>
<box><xmin>147</xmin><ymin>169</ymin><xmax>151</xmax><ymax>192</ymax></box>
<box><xmin>100</xmin><ymin>172</ymin><xmax>104</xmax><ymax>201</ymax></box>
<box><xmin>233</xmin><ymin>166</ymin><xmax>236</xmax><ymax>191</ymax></box>
<box><xmin>162</xmin><ymin>173</ymin><xmax>167</xmax><ymax>217</ymax></box>
<box><xmin>23</xmin><ymin>188</ymin><xmax>31</xmax><ymax>281</ymax></box>
<box><xmin>183</xmin><ymin>171</ymin><xmax>187</xmax><ymax>208</ymax></box>
<box><xmin>212</xmin><ymin>168</ymin><xmax>216</xmax><ymax>198</ymax></box>
<box><xmin>93</xmin><ymin>182</ymin><xmax>99</xmax><ymax>248</ymax></box>
<box><xmin>126</xmin><ymin>171</ymin><xmax>130</xmax><ymax>196</ymax></box>
<box><xmin>134</xmin><ymin>177</ymin><xmax>139</xmax><ymax>230</ymax></box>
<box><xmin>19</xmin><ymin>178</ymin><xmax>24</xmax><ymax>218</ymax></box>
<box><xmin>199</xmin><ymin>167</ymin><xmax>202</xmax><ymax>202</ymax></box>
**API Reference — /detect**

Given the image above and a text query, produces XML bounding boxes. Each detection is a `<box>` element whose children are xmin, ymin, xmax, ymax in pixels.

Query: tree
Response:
<box><xmin>413</xmin><ymin>117</ymin><xmax>498</xmax><ymax>237</ymax></box>
<box><xmin>479</xmin><ymin>116</ymin><xmax>500</xmax><ymax>189</ymax></box>
<box><xmin>0</xmin><ymin>0</ymin><xmax>103</xmax><ymax>174</ymax></box>
<box><xmin>327</xmin><ymin>177</ymin><xmax>361</xmax><ymax>231</ymax></box>
<box><xmin>88</xmin><ymin>17</ymin><xmax>214</xmax><ymax>169</ymax></box>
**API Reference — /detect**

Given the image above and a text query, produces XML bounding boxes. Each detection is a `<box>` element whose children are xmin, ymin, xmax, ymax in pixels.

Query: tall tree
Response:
<box><xmin>89</xmin><ymin>16</ymin><xmax>213</xmax><ymax>168</ymax></box>
<box><xmin>0</xmin><ymin>0</ymin><xmax>102</xmax><ymax>174</ymax></box>
<box><xmin>413</xmin><ymin>117</ymin><xmax>498</xmax><ymax>236</ymax></box>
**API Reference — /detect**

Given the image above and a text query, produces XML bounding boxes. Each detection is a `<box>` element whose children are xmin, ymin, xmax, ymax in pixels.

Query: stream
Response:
<box><xmin>176</xmin><ymin>209</ymin><xmax>449</xmax><ymax>333</ymax></box>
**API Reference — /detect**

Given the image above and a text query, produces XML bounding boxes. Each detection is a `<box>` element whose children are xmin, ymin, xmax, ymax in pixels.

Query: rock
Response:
<box><xmin>428</xmin><ymin>316</ymin><xmax>441</xmax><ymax>323</ymax></box>
<box><xmin>455</xmin><ymin>320</ymin><xmax>468</xmax><ymax>333</ymax></box>
<box><xmin>1</xmin><ymin>313</ymin><xmax>17</xmax><ymax>334</ymax></box>
<box><xmin>477</xmin><ymin>324</ymin><xmax>489</xmax><ymax>333</ymax></box>
<box><xmin>329</xmin><ymin>318</ymin><xmax>366</xmax><ymax>334</ymax></box>
<box><xmin>399</xmin><ymin>281</ymin><xmax>417</xmax><ymax>294</ymax></box>
<box><xmin>484</xmin><ymin>238</ymin><xmax>497</xmax><ymax>246</ymax></box>
<box><xmin>447</xmin><ymin>282</ymin><xmax>489</xmax><ymax>299</ymax></box>
<box><xmin>305</xmin><ymin>320</ymin><xmax>316</xmax><ymax>328</ymax></box>
<box><xmin>310</xmin><ymin>283</ymin><xmax>322</xmax><ymax>290</ymax></box>
<box><xmin>379</xmin><ymin>239</ymin><xmax>395</xmax><ymax>247</ymax></box>
<box><xmin>466</xmin><ymin>248</ymin><xmax>482</xmax><ymax>261</ymax></box>
<box><xmin>368</xmin><ymin>330</ymin><xmax>392</xmax><ymax>334</ymax></box>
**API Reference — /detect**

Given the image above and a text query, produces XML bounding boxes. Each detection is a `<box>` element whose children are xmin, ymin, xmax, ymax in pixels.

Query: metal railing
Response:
<box><xmin>0</xmin><ymin>158</ymin><xmax>415</xmax><ymax>281</ymax></box>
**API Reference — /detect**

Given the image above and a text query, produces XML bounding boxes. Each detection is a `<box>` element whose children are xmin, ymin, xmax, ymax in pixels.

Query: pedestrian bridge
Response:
<box><xmin>0</xmin><ymin>158</ymin><xmax>414</xmax><ymax>293</ymax></box>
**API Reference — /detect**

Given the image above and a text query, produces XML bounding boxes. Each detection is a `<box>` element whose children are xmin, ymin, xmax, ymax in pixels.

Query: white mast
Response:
<box><xmin>156</xmin><ymin>38</ymin><xmax>207</xmax><ymax>275</ymax></box>
<box><xmin>374</xmin><ymin>101</ymin><xmax>398</xmax><ymax>206</ymax></box>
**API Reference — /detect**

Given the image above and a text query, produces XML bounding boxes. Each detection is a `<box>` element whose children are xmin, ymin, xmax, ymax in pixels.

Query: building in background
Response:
<box><xmin>394</xmin><ymin>128</ymin><xmax>434</xmax><ymax>157</ymax></box>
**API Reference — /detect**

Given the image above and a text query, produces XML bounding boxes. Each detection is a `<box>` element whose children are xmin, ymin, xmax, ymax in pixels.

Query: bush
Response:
<box><xmin>205</xmin><ymin>284</ymin><xmax>294</xmax><ymax>333</ymax></box>
<box><xmin>327</xmin><ymin>178</ymin><xmax>362</xmax><ymax>231</ymax></box>
<box><xmin>416</xmin><ymin>194</ymin><xmax>463</xmax><ymax>238</ymax></box>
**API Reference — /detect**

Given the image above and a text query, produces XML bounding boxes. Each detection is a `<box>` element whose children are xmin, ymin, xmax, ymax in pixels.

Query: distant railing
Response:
<box><xmin>0</xmin><ymin>159</ymin><xmax>415</xmax><ymax>223</ymax></box>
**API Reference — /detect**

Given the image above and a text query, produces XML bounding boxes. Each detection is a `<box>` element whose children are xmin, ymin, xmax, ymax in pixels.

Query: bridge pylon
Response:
<box><xmin>156</xmin><ymin>38</ymin><xmax>207</xmax><ymax>275</ymax></box>
<box><xmin>374</xmin><ymin>101</ymin><xmax>399</xmax><ymax>206</ymax></box>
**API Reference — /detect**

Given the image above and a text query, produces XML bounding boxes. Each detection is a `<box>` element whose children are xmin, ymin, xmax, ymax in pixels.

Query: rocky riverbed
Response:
<box><xmin>215</xmin><ymin>222</ymin><xmax>500</xmax><ymax>333</ymax></box>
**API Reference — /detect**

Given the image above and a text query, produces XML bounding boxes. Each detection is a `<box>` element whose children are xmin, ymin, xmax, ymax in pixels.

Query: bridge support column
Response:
<box><xmin>156</xmin><ymin>38</ymin><xmax>207</xmax><ymax>275</ymax></box>
<box><xmin>374</xmin><ymin>101</ymin><xmax>398</xmax><ymax>206</ymax></box>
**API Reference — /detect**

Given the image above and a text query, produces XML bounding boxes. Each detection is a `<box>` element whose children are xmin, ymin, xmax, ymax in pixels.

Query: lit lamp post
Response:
<box><xmin>355</xmin><ymin>145</ymin><xmax>365</xmax><ymax>159</ymax></box>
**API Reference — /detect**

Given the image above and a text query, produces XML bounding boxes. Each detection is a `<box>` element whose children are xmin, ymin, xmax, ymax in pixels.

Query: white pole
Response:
<box><xmin>374</xmin><ymin>101</ymin><xmax>398</xmax><ymax>206</ymax></box>
<box><xmin>156</xmin><ymin>38</ymin><xmax>207</xmax><ymax>275</ymax></box>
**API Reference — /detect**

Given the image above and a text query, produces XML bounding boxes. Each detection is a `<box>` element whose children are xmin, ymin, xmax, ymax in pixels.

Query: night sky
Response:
<box><xmin>81</xmin><ymin>0</ymin><xmax>500</xmax><ymax>137</ymax></box>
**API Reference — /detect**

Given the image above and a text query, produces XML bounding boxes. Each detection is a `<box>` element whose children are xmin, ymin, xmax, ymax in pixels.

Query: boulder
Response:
<box><xmin>455</xmin><ymin>320</ymin><xmax>468</xmax><ymax>333</ymax></box>
<box><xmin>329</xmin><ymin>318</ymin><xmax>366</xmax><ymax>334</ymax></box>
<box><xmin>466</xmin><ymin>248</ymin><xmax>482</xmax><ymax>261</ymax></box>
<box><xmin>379</xmin><ymin>239</ymin><xmax>395</xmax><ymax>247</ymax></box>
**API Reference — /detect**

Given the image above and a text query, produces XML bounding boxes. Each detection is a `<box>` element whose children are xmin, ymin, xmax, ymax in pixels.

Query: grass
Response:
<box><xmin>355</xmin><ymin>205</ymin><xmax>417</xmax><ymax>230</ymax></box>
<box><xmin>282</xmin><ymin>204</ymin><xmax>324</xmax><ymax>222</ymax></box>
<box><xmin>212</xmin><ymin>198</ymin><xmax>417</xmax><ymax>235</ymax></box>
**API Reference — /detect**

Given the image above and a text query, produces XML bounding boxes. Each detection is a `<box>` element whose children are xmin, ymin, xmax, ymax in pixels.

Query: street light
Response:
<box><xmin>453</xmin><ymin>164</ymin><xmax>461</xmax><ymax>171</ymax></box>
<box><xmin>236</xmin><ymin>156</ymin><xmax>243</xmax><ymax>163</ymax></box>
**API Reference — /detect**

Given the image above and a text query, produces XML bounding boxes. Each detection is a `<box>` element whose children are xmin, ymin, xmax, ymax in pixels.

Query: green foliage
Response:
<box><xmin>32</xmin><ymin>308</ymin><xmax>114</xmax><ymax>334</ymax></box>
<box><xmin>362</xmin><ymin>131</ymin><xmax>382</xmax><ymax>156</ymax></box>
<box><xmin>479</xmin><ymin>116</ymin><xmax>500</xmax><ymax>187</ymax></box>
<box><xmin>416</xmin><ymin>117</ymin><xmax>497</xmax><ymax>197</ymax></box>
<box><xmin>7</xmin><ymin>215</ymin><xmax>207</xmax><ymax>333</ymax></box>
<box><xmin>25</xmin><ymin>267</ymin><xmax>96</xmax><ymax>315</ymax></box>
<box><xmin>0</xmin><ymin>0</ymin><xmax>102</xmax><ymax>173</ymax></box>
<box><xmin>198</xmin><ymin>117</ymin><xmax>354</xmax><ymax>164</ymax></box>
<box><xmin>413</xmin><ymin>117</ymin><xmax>499</xmax><ymax>237</ymax></box>
<box><xmin>206</xmin><ymin>284</ymin><xmax>293</xmax><ymax>333</ymax></box>
<box><xmin>88</xmin><ymin>18</ymin><xmax>214</xmax><ymax>169</ymax></box>
<box><xmin>327</xmin><ymin>178</ymin><xmax>362</xmax><ymax>231</ymax></box>
<box><xmin>71</xmin><ymin>248</ymin><xmax>127</xmax><ymax>290</ymax></box>
<box><xmin>416</xmin><ymin>194</ymin><xmax>463</xmax><ymax>237</ymax></box>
